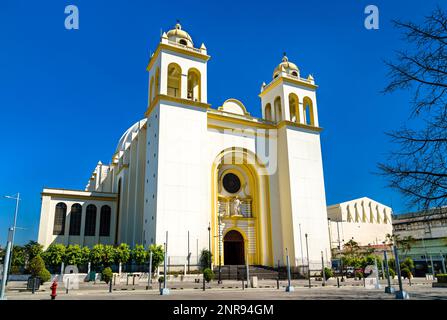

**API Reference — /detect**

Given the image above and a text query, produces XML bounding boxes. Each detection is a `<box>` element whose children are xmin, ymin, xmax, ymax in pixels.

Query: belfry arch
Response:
<box><xmin>211</xmin><ymin>148</ymin><xmax>273</xmax><ymax>266</ymax></box>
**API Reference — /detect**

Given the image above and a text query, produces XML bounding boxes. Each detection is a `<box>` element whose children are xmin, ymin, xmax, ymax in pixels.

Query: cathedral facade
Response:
<box><xmin>38</xmin><ymin>23</ymin><xmax>331</xmax><ymax>269</ymax></box>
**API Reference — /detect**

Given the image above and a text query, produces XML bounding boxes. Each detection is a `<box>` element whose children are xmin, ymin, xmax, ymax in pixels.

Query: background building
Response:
<box><xmin>327</xmin><ymin>197</ymin><xmax>393</xmax><ymax>251</ymax></box>
<box><xmin>392</xmin><ymin>208</ymin><xmax>447</xmax><ymax>276</ymax></box>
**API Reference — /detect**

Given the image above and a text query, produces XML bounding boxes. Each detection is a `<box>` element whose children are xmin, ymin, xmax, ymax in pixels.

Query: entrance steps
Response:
<box><xmin>213</xmin><ymin>265</ymin><xmax>281</xmax><ymax>280</ymax></box>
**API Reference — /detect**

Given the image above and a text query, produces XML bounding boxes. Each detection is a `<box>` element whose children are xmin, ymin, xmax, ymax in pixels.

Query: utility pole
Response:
<box><xmin>0</xmin><ymin>228</ymin><xmax>13</xmax><ymax>300</ymax></box>
<box><xmin>4</xmin><ymin>193</ymin><xmax>20</xmax><ymax>284</ymax></box>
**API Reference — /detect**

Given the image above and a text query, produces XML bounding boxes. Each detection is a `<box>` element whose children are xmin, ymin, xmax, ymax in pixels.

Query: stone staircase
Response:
<box><xmin>213</xmin><ymin>265</ymin><xmax>281</xmax><ymax>280</ymax></box>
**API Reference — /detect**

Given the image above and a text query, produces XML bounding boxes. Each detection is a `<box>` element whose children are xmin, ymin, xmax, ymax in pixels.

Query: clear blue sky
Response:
<box><xmin>1</xmin><ymin>0</ymin><xmax>444</xmax><ymax>245</ymax></box>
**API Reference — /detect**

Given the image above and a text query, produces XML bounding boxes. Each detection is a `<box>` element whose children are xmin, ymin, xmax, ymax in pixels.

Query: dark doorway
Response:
<box><xmin>224</xmin><ymin>230</ymin><xmax>245</xmax><ymax>265</ymax></box>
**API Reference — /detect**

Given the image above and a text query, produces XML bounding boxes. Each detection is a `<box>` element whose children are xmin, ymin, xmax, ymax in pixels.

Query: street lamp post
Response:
<box><xmin>305</xmin><ymin>233</ymin><xmax>311</xmax><ymax>288</ymax></box>
<box><xmin>393</xmin><ymin>245</ymin><xmax>409</xmax><ymax>299</ymax></box>
<box><xmin>217</xmin><ymin>214</ymin><xmax>222</xmax><ymax>284</ymax></box>
<box><xmin>207</xmin><ymin>223</ymin><xmax>211</xmax><ymax>269</ymax></box>
<box><xmin>4</xmin><ymin>193</ymin><xmax>20</xmax><ymax>284</ymax></box>
<box><xmin>0</xmin><ymin>228</ymin><xmax>13</xmax><ymax>300</ymax></box>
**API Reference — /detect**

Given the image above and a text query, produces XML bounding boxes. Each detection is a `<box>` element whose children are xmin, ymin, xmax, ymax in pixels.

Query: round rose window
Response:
<box><xmin>222</xmin><ymin>173</ymin><xmax>241</xmax><ymax>194</ymax></box>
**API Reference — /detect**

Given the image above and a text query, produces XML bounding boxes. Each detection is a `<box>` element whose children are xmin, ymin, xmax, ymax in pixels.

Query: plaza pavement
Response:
<box><xmin>4</xmin><ymin>277</ymin><xmax>447</xmax><ymax>300</ymax></box>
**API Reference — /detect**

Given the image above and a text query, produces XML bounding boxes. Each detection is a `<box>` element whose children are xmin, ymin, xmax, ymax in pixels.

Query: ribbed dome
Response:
<box><xmin>115</xmin><ymin>119</ymin><xmax>147</xmax><ymax>155</ymax></box>
<box><xmin>167</xmin><ymin>23</ymin><xmax>194</xmax><ymax>47</ymax></box>
<box><xmin>273</xmin><ymin>55</ymin><xmax>300</xmax><ymax>79</ymax></box>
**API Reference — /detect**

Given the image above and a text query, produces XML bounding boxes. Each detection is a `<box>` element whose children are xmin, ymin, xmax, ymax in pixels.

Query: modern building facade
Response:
<box><xmin>38</xmin><ymin>23</ymin><xmax>331</xmax><ymax>269</ymax></box>
<box><xmin>392</xmin><ymin>208</ymin><xmax>447</xmax><ymax>276</ymax></box>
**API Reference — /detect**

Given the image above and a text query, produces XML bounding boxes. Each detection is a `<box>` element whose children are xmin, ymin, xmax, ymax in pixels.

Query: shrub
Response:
<box><xmin>28</xmin><ymin>255</ymin><xmax>45</xmax><ymax>276</ymax></box>
<box><xmin>148</xmin><ymin>244</ymin><xmax>164</xmax><ymax>273</ymax></box>
<box><xmin>38</xmin><ymin>268</ymin><xmax>51</xmax><ymax>284</ymax></box>
<box><xmin>101</xmin><ymin>267</ymin><xmax>113</xmax><ymax>284</ymax></box>
<box><xmin>355</xmin><ymin>271</ymin><xmax>364</xmax><ymax>279</ymax></box>
<box><xmin>436</xmin><ymin>274</ymin><xmax>447</xmax><ymax>283</ymax></box>
<box><xmin>322</xmin><ymin>267</ymin><xmax>334</xmax><ymax>279</ymax></box>
<box><xmin>158</xmin><ymin>276</ymin><xmax>165</xmax><ymax>283</ymax></box>
<box><xmin>203</xmin><ymin>268</ymin><xmax>215</xmax><ymax>282</ymax></box>
<box><xmin>199</xmin><ymin>250</ymin><xmax>212</xmax><ymax>271</ymax></box>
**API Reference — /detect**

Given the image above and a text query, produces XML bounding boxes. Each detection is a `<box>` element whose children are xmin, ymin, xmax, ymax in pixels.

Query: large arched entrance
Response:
<box><xmin>224</xmin><ymin>230</ymin><xmax>245</xmax><ymax>265</ymax></box>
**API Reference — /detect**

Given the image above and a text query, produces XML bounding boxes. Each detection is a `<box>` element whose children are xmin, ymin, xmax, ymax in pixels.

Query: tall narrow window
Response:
<box><xmin>53</xmin><ymin>203</ymin><xmax>67</xmax><ymax>235</ymax></box>
<box><xmin>149</xmin><ymin>76</ymin><xmax>154</xmax><ymax>103</ymax></box>
<box><xmin>265</xmin><ymin>103</ymin><xmax>272</xmax><ymax>121</ymax></box>
<box><xmin>84</xmin><ymin>204</ymin><xmax>97</xmax><ymax>236</ymax></box>
<box><xmin>167</xmin><ymin>63</ymin><xmax>181</xmax><ymax>98</ymax></box>
<box><xmin>288</xmin><ymin>93</ymin><xmax>299</xmax><ymax>123</ymax></box>
<box><xmin>303</xmin><ymin>97</ymin><xmax>314</xmax><ymax>126</ymax></box>
<box><xmin>155</xmin><ymin>67</ymin><xmax>160</xmax><ymax>96</ymax></box>
<box><xmin>69</xmin><ymin>203</ymin><xmax>82</xmax><ymax>236</ymax></box>
<box><xmin>100</xmin><ymin>205</ymin><xmax>112</xmax><ymax>237</ymax></box>
<box><xmin>274</xmin><ymin>96</ymin><xmax>282</xmax><ymax>122</ymax></box>
<box><xmin>187</xmin><ymin>68</ymin><xmax>201</xmax><ymax>101</ymax></box>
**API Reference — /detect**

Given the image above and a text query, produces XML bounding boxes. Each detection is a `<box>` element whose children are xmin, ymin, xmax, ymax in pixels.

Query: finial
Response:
<box><xmin>282</xmin><ymin>52</ymin><xmax>288</xmax><ymax>62</ymax></box>
<box><xmin>175</xmin><ymin>20</ymin><xmax>181</xmax><ymax>29</ymax></box>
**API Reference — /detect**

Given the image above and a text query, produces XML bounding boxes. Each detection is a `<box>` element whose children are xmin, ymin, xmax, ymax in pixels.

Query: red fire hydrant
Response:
<box><xmin>50</xmin><ymin>280</ymin><xmax>58</xmax><ymax>300</ymax></box>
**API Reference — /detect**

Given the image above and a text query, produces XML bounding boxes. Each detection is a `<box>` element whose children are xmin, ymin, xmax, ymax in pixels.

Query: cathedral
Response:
<box><xmin>38</xmin><ymin>23</ymin><xmax>331</xmax><ymax>269</ymax></box>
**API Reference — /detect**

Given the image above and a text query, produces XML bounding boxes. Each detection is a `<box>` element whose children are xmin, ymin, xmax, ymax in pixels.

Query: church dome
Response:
<box><xmin>115</xmin><ymin>119</ymin><xmax>147</xmax><ymax>155</ymax></box>
<box><xmin>166</xmin><ymin>23</ymin><xmax>194</xmax><ymax>47</ymax></box>
<box><xmin>273</xmin><ymin>54</ymin><xmax>300</xmax><ymax>79</ymax></box>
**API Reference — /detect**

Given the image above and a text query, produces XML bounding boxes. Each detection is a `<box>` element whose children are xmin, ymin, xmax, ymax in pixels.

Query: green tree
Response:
<box><xmin>148</xmin><ymin>244</ymin><xmax>164</xmax><ymax>272</ymax></box>
<box><xmin>24</xmin><ymin>241</ymin><xmax>43</xmax><ymax>261</ymax></box>
<box><xmin>199</xmin><ymin>249</ymin><xmax>212</xmax><ymax>270</ymax></box>
<box><xmin>11</xmin><ymin>245</ymin><xmax>25</xmax><ymax>267</ymax></box>
<box><xmin>90</xmin><ymin>244</ymin><xmax>105</xmax><ymax>267</ymax></box>
<box><xmin>65</xmin><ymin>245</ymin><xmax>83</xmax><ymax>266</ymax></box>
<box><xmin>42</xmin><ymin>243</ymin><xmax>66</xmax><ymax>268</ymax></box>
<box><xmin>397</xmin><ymin>236</ymin><xmax>416</xmax><ymax>257</ymax></box>
<box><xmin>203</xmin><ymin>268</ymin><xmax>215</xmax><ymax>282</ymax></box>
<box><xmin>401</xmin><ymin>257</ymin><xmax>415</xmax><ymax>271</ymax></box>
<box><xmin>80</xmin><ymin>246</ymin><xmax>91</xmax><ymax>265</ymax></box>
<box><xmin>115</xmin><ymin>243</ymin><xmax>131</xmax><ymax>265</ymax></box>
<box><xmin>103</xmin><ymin>245</ymin><xmax>115</xmax><ymax>266</ymax></box>
<box><xmin>101</xmin><ymin>267</ymin><xmax>113</xmax><ymax>284</ymax></box>
<box><xmin>132</xmin><ymin>244</ymin><xmax>148</xmax><ymax>265</ymax></box>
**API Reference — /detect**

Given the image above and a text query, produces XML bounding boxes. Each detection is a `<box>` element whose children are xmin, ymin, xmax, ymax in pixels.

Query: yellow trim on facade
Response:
<box><xmin>259</xmin><ymin>76</ymin><xmax>318</xmax><ymax>98</ymax></box>
<box><xmin>147</xmin><ymin>43</ymin><xmax>210</xmax><ymax>72</ymax></box>
<box><xmin>145</xmin><ymin>94</ymin><xmax>211</xmax><ymax>117</ymax></box>
<box><xmin>277</xmin><ymin>120</ymin><xmax>323</xmax><ymax>132</ymax></box>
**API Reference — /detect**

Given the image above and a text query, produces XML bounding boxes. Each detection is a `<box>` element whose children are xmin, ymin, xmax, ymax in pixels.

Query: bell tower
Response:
<box><xmin>259</xmin><ymin>54</ymin><xmax>319</xmax><ymax>127</ymax></box>
<box><xmin>143</xmin><ymin>23</ymin><xmax>211</xmax><ymax>257</ymax></box>
<box><xmin>259</xmin><ymin>54</ymin><xmax>330</xmax><ymax>269</ymax></box>
<box><xmin>146</xmin><ymin>22</ymin><xmax>209</xmax><ymax>107</ymax></box>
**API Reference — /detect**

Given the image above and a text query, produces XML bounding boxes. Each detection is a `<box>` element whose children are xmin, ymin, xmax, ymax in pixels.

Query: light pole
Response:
<box><xmin>285</xmin><ymin>248</ymin><xmax>294</xmax><ymax>292</ymax></box>
<box><xmin>298</xmin><ymin>224</ymin><xmax>305</xmax><ymax>267</ymax></box>
<box><xmin>4</xmin><ymin>193</ymin><xmax>20</xmax><ymax>284</ymax></box>
<box><xmin>0</xmin><ymin>228</ymin><xmax>13</xmax><ymax>300</ymax></box>
<box><xmin>393</xmin><ymin>245</ymin><xmax>409</xmax><ymax>299</ymax></box>
<box><xmin>305</xmin><ymin>233</ymin><xmax>311</xmax><ymax>288</ymax></box>
<box><xmin>207</xmin><ymin>222</ymin><xmax>211</xmax><ymax>269</ymax></box>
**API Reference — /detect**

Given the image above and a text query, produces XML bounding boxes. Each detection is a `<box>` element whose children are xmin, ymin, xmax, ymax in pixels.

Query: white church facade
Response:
<box><xmin>38</xmin><ymin>23</ymin><xmax>331</xmax><ymax>269</ymax></box>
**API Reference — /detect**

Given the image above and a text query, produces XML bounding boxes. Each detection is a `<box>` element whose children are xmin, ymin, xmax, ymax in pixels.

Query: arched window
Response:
<box><xmin>179</xmin><ymin>39</ymin><xmax>187</xmax><ymax>46</ymax></box>
<box><xmin>155</xmin><ymin>67</ymin><xmax>160</xmax><ymax>96</ymax></box>
<box><xmin>53</xmin><ymin>203</ymin><xmax>67</xmax><ymax>235</ymax></box>
<box><xmin>149</xmin><ymin>76</ymin><xmax>154</xmax><ymax>103</ymax></box>
<box><xmin>100</xmin><ymin>205</ymin><xmax>112</xmax><ymax>237</ymax></box>
<box><xmin>187</xmin><ymin>68</ymin><xmax>201</xmax><ymax>101</ymax></box>
<box><xmin>274</xmin><ymin>96</ymin><xmax>282</xmax><ymax>122</ymax></box>
<box><xmin>265</xmin><ymin>103</ymin><xmax>272</xmax><ymax>121</ymax></box>
<box><xmin>288</xmin><ymin>93</ymin><xmax>299</xmax><ymax>123</ymax></box>
<box><xmin>84</xmin><ymin>204</ymin><xmax>97</xmax><ymax>236</ymax></box>
<box><xmin>69</xmin><ymin>203</ymin><xmax>82</xmax><ymax>236</ymax></box>
<box><xmin>291</xmin><ymin>71</ymin><xmax>298</xmax><ymax>77</ymax></box>
<box><xmin>303</xmin><ymin>97</ymin><xmax>314</xmax><ymax>126</ymax></box>
<box><xmin>167</xmin><ymin>63</ymin><xmax>181</xmax><ymax>98</ymax></box>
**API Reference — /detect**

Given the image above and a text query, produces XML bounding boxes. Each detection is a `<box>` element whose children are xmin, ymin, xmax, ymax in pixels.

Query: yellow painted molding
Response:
<box><xmin>147</xmin><ymin>43</ymin><xmax>211</xmax><ymax>72</ymax></box>
<box><xmin>277</xmin><ymin>120</ymin><xmax>323</xmax><ymax>132</ymax></box>
<box><xmin>145</xmin><ymin>94</ymin><xmax>211</xmax><ymax>117</ymax></box>
<box><xmin>259</xmin><ymin>76</ymin><xmax>318</xmax><ymax>98</ymax></box>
